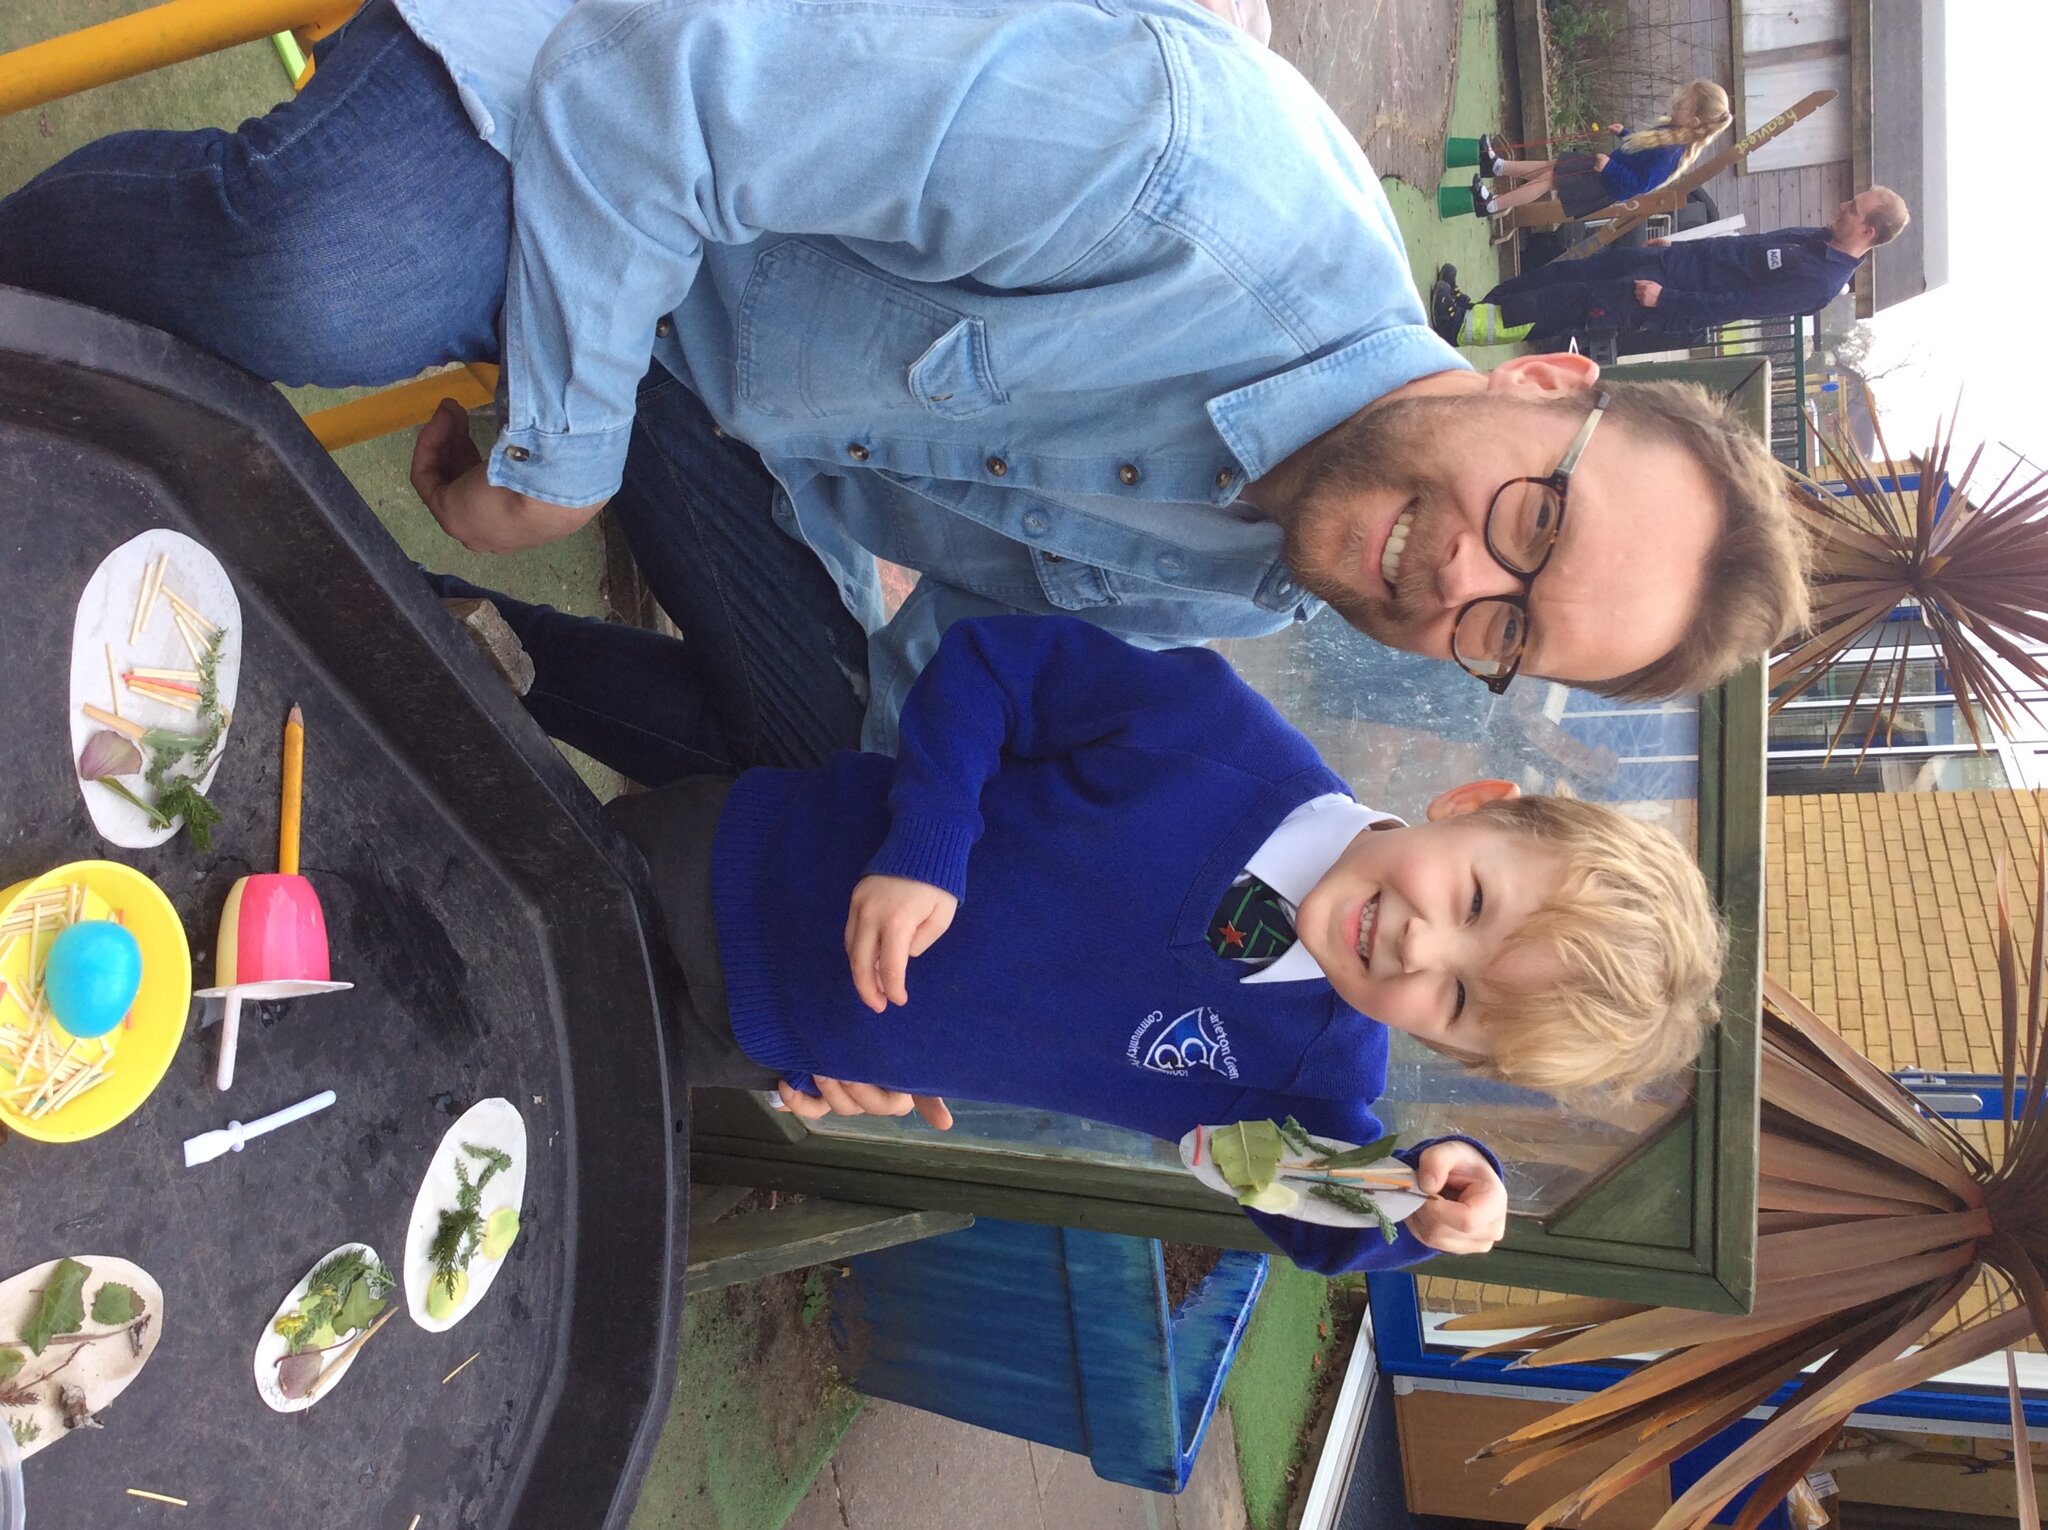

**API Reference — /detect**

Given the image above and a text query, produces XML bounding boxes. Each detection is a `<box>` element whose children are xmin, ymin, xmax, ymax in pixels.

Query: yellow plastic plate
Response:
<box><xmin>0</xmin><ymin>860</ymin><xmax>191</xmax><ymax>1142</ymax></box>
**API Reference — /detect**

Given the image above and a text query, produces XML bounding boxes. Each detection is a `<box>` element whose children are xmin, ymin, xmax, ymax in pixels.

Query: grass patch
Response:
<box><xmin>1223</xmin><ymin>1262</ymin><xmax>1351</xmax><ymax>1530</ymax></box>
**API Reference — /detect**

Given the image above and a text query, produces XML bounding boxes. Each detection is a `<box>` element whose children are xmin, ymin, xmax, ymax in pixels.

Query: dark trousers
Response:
<box><xmin>0</xmin><ymin>0</ymin><xmax>870</xmax><ymax>787</ymax></box>
<box><xmin>1485</xmin><ymin>246</ymin><xmax>1667</xmax><ymax>336</ymax></box>
<box><xmin>603</xmin><ymin>777</ymin><xmax>780</xmax><ymax>1092</ymax></box>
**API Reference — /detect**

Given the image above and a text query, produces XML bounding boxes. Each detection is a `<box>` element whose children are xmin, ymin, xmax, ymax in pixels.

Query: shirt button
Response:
<box><xmin>1042</xmin><ymin>552</ymin><xmax>1064</xmax><ymax>564</ymax></box>
<box><xmin>1022</xmin><ymin>510</ymin><xmax>1051</xmax><ymax>536</ymax></box>
<box><xmin>848</xmin><ymin>443</ymin><xmax>870</xmax><ymax>461</ymax></box>
<box><xmin>986</xmin><ymin>456</ymin><xmax>1009</xmax><ymax>477</ymax></box>
<box><xmin>710</xmin><ymin>423</ymin><xmax>727</xmax><ymax>439</ymax></box>
<box><xmin>655</xmin><ymin>317</ymin><xmax>674</xmax><ymax>338</ymax></box>
<box><xmin>506</xmin><ymin>445</ymin><xmax>531</xmax><ymax>463</ymax></box>
<box><xmin>1215</xmin><ymin>468</ymin><xmax>1234</xmax><ymax>491</ymax></box>
<box><xmin>1117</xmin><ymin>463</ymin><xmax>1140</xmax><ymax>486</ymax></box>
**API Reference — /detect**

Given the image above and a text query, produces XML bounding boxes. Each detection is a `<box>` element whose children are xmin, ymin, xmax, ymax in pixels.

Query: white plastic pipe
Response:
<box><xmin>183</xmin><ymin>1089</ymin><xmax>336</xmax><ymax>1167</ymax></box>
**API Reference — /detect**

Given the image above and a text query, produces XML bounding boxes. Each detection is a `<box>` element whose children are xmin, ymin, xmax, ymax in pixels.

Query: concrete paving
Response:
<box><xmin>783</xmin><ymin>1400</ymin><xmax>1249</xmax><ymax>1530</ymax></box>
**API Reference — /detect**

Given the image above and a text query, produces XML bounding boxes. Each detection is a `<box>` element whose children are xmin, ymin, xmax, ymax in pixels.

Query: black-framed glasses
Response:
<box><xmin>1451</xmin><ymin>391</ymin><xmax>1610</xmax><ymax>695</ymax></box>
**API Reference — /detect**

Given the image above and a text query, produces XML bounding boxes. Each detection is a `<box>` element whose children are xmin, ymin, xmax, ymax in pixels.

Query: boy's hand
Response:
<box><xmin>1403</xmin><ymin>1141</ymin><xmax>1508</xmax><ymax>1255</ymax></box>
<box><xmin>1634</xmin><ymin>279</ymin><xmax>1663</xmax><ymax>308</ymax></box>
<box><xmin>776</xmin><ymin>1075</ymin><xmax>954</xmax><ymax>1130</ymax></box>
<box><xmin>845</xmin><ymin>875</ymin><xmax>958</xmax><ymax>1012</ymax></box>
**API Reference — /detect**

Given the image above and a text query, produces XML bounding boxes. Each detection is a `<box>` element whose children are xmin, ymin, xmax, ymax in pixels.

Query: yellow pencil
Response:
<box><xmin>279</xmin><ymin>704</ymin><xmax>304</xmax><ymax>876</ymax></box>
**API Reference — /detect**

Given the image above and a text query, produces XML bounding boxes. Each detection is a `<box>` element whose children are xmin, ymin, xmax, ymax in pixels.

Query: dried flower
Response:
<box><xmin>76</xmin><ymin>730</ymin><xmax>143</xmax><ymax>782</ymax></box>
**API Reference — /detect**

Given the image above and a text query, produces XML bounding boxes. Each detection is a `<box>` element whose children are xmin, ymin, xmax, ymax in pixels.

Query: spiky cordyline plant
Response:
<box><xmin>1772</xmin><ymin>405</ymin><xmax>2048</xmax><ymax>760</ymax></box>
<box><xmin>1446</xmin><ymin>847</ymin><xmax>2048</xmax><ymax>1530</ymax></box>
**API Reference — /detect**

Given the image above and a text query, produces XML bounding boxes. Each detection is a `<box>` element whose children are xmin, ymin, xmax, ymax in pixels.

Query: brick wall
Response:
<box><xmin>1769</xmin><ymin>790</ymin><xmax>2046</xmax><ymax>1074</ymax></box>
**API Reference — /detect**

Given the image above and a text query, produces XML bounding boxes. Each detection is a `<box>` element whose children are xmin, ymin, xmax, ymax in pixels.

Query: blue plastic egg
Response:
<box><xmin>42</xmin><ymin>920</ymin><xmax>143</xmax><ymax>1040</ymax></box>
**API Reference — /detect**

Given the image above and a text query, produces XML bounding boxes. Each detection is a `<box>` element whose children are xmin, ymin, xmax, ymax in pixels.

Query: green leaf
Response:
<box><xmin>1277</xmin><ymin>1116</ymin><xmax>1317</xmax><ymax>1154</ymax></box>
<box><xmin>1210</xmin><ymin>1120</ymin><xmax>1286</xmax><ymax>1195</ymax></box>
<box><xmin>22</xmin><ymin>1259</ymin><xmax>89</xmax><ymax>1355</ymax></box>
<box><xmin>334</xmin><ymin>1275</ymin><xmax>388</xmax><ymax>1336</ymax></box>
<box><xmin>156</xmin><ymin>778</ymin><xmax>223</xmax><ymax>851</ymax></box>
<box><xmin>1321</xmin><ymin>1133</ymin><xmax>1401</xmax><ymax>1169</ymax></box>
<box><xmin>0</xmin><ymin>1348</ymin><xmax>21</xmax><ymax>1380</ymax></box>
<box><xmin>90</xmin><ymin>1283</ymin><xmax>138</xmax><ymax>1326</ymax></box>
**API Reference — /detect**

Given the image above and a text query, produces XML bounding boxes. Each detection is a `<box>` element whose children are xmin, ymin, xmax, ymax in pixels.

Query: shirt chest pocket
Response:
<box><xmin>738</xmin><ymin>240</ymin><xmax>1005</xmax><ymax>421</ymax></box>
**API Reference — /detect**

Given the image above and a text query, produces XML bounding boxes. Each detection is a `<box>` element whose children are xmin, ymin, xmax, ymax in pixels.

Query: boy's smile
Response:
<box><xmin>1292</xmin><ymin>780</ymin><xmax>1566</xmax><ymax>1055</ymax></box>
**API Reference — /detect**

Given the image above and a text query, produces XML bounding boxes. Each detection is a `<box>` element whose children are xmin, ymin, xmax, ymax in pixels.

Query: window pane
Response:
<box><xmin>804</xmin><ymin>616</ymin><xmax>1706</xmax><ymax>1221</ymax></box>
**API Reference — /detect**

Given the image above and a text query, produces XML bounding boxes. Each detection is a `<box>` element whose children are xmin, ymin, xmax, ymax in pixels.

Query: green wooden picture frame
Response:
<box><xmin>693</xmin><ymin>358</ymin><xmax>1772</xmax><ymax>1315</ymax></box>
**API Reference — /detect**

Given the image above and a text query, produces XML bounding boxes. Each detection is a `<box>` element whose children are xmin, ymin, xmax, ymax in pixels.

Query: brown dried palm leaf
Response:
<box><xmin>1771</xmin><ymin>404</ymin><xmax>2048</xmax><ymax>759</ymax></box>
<box><xmin>1467</xmin><ymin>837</ymin><xmax>2048</xmax><ymax>1530</ymax></box>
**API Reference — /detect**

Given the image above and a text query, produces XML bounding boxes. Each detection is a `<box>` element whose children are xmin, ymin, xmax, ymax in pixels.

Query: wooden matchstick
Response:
<box><xmin>128</xmin><ymin>553</ymin><xmax>166</xmax><ymax>645</ymax></box>
<box><xmin>170</xmin><ymin>607</ymin><xmax>206</xmax><ymax>664</ymax></box>
<box><xmin>105</xmin><ymin>643</ymin><xmax>122</xmax><ymax>718</ymax></box>
<box><xmin>83</xmin><ymin>702</ymin><xmax>147</xmax><ymax>741</ymax></box>
<box><xmin>162</xmin><ymin>588</ymin><xmax>217</xmax><ymax>633</ymax></box>
<box><xmin>129</xmin><ymin>666</ymin><xmax>201</xmax><ymax>684</ymax></box>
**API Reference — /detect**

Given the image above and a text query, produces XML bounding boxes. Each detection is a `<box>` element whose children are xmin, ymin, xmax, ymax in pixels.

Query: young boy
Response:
<box><xmin>607</xmin><ymin>614</ymin><xmax>1724</xmax><ymax>1275</ymax></box>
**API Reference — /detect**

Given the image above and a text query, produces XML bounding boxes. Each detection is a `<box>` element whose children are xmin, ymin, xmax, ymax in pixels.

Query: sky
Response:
<box><xmin>1860</xmin><ymin>4</ymin><xmax>2048</xmax><ymax>483</ymax></box>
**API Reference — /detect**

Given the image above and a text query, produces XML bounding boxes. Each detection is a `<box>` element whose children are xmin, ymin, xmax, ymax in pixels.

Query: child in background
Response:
<box><xmin>607</xmin><ymin>615</ymin><xmax>1726</xmax><ymax>1275</ymax></box>
<box><xmin>1468</xmin><ymin>79</ymin><xmax>1731</xmax><ymax>220</ymax></box>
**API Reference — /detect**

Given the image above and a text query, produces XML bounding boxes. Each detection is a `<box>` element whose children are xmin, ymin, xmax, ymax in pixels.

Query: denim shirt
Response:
<box><xmin>391</xmin><ymin>0</ymin><xmax>1467</xmax><ymax>747</ymax></box>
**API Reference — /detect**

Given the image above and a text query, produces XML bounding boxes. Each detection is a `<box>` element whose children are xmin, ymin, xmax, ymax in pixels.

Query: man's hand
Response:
<box><xmin>1402</xmin><ymin>1141</ymin><xmax>1508</xmax><ymax>1255</ymax></box>
<box><xmin>775</xmin><ymin>1074</ymin><xmax>954</xmax><ymax>1130</ymax></box>
<box><xmin>410</xmin><ymin>397</ymin><xmax>606</xmax><ymax>554</ymax></box>
<box><xmin>1645</xmin><ymin>237</ymin><xmax>1672</xmax><ymax>247</ymax></box>
<box><xmin>845</xmin><ymin>875</ymin><xmax>959</xmax><ymax>1012</ymax></box>
<box><xmin>1634</xmin><ymin>279</ymin><xmax>1663</xmax><ymax>308</ymax></box>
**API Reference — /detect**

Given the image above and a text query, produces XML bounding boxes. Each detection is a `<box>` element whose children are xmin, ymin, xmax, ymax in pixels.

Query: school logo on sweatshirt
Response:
<box><xmin>1766</xmin><ymin>247</ymin><xmax>1783</xmax><ymax>270</ymax></box>
<box><xmin>1128</xmin><ymin>1007</ymin><xmax>1239</xmax><ymax>1080</ymax></box>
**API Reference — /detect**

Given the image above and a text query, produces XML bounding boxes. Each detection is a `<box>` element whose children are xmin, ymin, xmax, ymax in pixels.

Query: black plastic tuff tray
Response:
<box><xmin>0</xmin><ymin>288</ymin><xmax>685</xmax><ymax>1529</ymax></box>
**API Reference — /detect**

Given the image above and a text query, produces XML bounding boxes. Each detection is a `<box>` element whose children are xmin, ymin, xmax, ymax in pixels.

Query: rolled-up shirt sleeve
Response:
<box><xmin>494</xmin><ymin>0</ymin><xmax>1168</xmax><ymax>506</ymax></box>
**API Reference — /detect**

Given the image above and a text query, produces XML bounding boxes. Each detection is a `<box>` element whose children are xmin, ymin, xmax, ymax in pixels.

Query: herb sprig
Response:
<box><xmin>429</xmin><ymin>1144</ymin><xmax>514</xmax><ymax>1299</ymax></box>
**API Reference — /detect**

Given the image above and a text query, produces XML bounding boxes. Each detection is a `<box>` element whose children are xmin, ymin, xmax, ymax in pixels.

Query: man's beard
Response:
<box><xmin>1277</xmin><ymin>396</ymin><xmax>1454</xmax><ymax>645</ymax></box>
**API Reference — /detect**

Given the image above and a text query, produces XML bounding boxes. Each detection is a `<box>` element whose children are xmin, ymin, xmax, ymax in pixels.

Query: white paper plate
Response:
<box><xmin>253</xmin><ymin>1242</ymin><xmax>392</xmax><ymax>1414</ymax></box>
<box><xmin>1178</xmin><ymin>1126</ymin><xmax>1428</xmax><ymax>1228</ymax></box>
<box><xmin>69</xmin><ymin>530</ymin><xmax>242</xmax><ymax>849</ymax></box>
<box><xmin>0</xmin><ymin>1255</ymin><xmax>163</xmax><ymax>1459</ymax></box>
<box><xmin>403</xmin><ymin>1098</ymin><xmax>527</xmax><ymax>1332</ymax></box>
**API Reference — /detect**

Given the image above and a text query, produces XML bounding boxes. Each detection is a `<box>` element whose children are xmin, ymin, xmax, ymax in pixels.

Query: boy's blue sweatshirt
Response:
<box><xmin>1599</xmin><ymin>139</ymin><xmax>1686</xmax><ymax>200</ymax></box>
<box><xmin>712</xmin><ymin>615</ymin><xmax>1487</xmax><ymax>1274</ymax></box>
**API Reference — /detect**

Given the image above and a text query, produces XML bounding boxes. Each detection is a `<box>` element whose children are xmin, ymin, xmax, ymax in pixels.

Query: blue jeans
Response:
<box><xmin>0</xmin><ymin>0</ymin><xmax>868</xmax><ymax>779</ymax></box>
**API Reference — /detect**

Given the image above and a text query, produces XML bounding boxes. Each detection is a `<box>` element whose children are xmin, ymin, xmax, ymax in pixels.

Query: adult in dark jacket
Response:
<box><xmin>1441</xmin><ymin>188</ymin><xmax>1909</xmax><ymax>347</ymax></box>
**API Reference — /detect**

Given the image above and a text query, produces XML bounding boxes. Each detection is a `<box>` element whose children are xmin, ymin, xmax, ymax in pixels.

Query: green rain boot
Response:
<box><xmin>1444</xmin><ymin>136</ymin><xmax>1483</xmax><ymax>169</ymax></box>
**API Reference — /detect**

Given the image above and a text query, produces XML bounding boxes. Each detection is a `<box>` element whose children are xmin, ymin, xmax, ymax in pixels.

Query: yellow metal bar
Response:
<box><xmin>0</xmin><ymin>0</ymin><xmax>359</xmax><ymax>117</ymax></box>
<box><xmin>303</xmin><ymin>367</ymin><xmax>497</xmax><ymax>452</ymax></box>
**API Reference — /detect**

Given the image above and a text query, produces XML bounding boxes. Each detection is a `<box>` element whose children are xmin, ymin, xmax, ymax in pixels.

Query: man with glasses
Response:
<box><xmin>0</xmin><ymin>0</ymin><xmax>1809</xmax><ymax>775</ymax></box>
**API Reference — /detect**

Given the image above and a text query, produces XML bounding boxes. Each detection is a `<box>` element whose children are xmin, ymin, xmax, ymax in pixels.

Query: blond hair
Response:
<box><xmin>1619</xmin><ymin>79</ymin><xmax>1732</xmax><ymax>182</ymax></box>
<box><xmin>1439</xmin><ymin>795</ymin><xmax>1725</xmax><ymax>1100</ymax></box>
<box><xmin>1864</xmin><ymin>185</ymin><xmax>1910</xmax><ymax>247</ymax></box>
<box><xmin>1589</xmin><ymin>379</ymin><xmax>1813</xmax><ymax>701</ymax></box>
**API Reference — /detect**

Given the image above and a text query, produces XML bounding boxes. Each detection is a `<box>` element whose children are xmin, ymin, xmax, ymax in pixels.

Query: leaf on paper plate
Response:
<box><xmin>0</xmin><ymin>1347</ymin><xmax>21</xmax><ymax>1381</ymax></box>
<box><xmin>22</xmin><ymin>1259</ymin><xmax>89</xmax><ymax>1355</ymax></box>
<box><xmin>90</xmin><ymin>1283</ymin><xmax>139</xmax><ymax>1326</ymax></box>
<box><xmin>276</xmin><ymin>1349</ymin><xmax>323</xmax><ymax>1401</ymax></box>
<box><xmin>1210</xmin><ymin>1120</ymin><xmax>1285</xmax><ymax>1195</ymax></box>
<box><xmin>334</xmin><ymin>1276</ymin><xmax>388</xmax><ymax>1338</ymax></box>
<box><xmin>1321</xmin><ymin>1133</ymin><xmax>1401</xmax><ymax>1169</ymax></box>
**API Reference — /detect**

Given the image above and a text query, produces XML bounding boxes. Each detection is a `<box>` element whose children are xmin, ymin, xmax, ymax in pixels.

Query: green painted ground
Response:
<box><xmin>1222</xmin><ymin>1264</ymin><xmax>1354</xmax><ymax>1530</ymax></box>
<box><xmin>630</xmin><ymin>1281</ymin><xmax>863</xmax><ymax>1530</ymax></box>
<box><xmin>1382</xmin><ymin>0</ymin><xmax>1525</xmax><ymax>371</ymax></box>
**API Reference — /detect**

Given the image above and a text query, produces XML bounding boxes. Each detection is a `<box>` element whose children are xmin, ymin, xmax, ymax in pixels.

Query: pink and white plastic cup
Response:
<box><xmin>192</xmin><ymin>873</ymin><xmax>350</xmax><ymax>1090</ymax></box>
